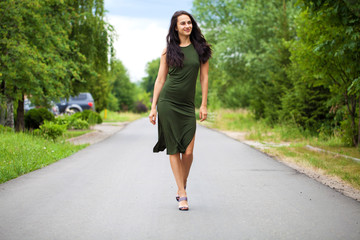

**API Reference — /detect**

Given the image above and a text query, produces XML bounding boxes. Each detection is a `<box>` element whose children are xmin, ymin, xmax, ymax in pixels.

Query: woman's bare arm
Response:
<box><xmin>149</xmin><ymin>48</ymin><xmax>169</xmax><ymax>125</ymax></box>
<box><xmin>199</xmin><ymin>60</ymin><xmax>209</xmax><ymax>122</ymax></box>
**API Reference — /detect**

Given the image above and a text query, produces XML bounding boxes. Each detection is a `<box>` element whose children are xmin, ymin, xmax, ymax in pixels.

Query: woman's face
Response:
<box><xmin>176</xmin><ymin>14</ymin><xmax>192</xmax><ymax>37</ymax></box>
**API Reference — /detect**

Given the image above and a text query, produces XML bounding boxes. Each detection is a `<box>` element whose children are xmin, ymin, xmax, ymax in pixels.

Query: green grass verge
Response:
<box><xmin>0</xmin><ymin>131</ymin><xmax>87</xmax><ymax>184</ymax></box>
<box><xmin>202</xmin><ymin>108</ymin><xmax>360</xmax><ymax>190</ymax></box>
<box><xmin>63</xmin><ymin>130</ymin><xmax>93</xmax><ymax>139</ymax></box>
<box><xmin>100</xmin><ymin>110</ymin><xmax>147</xmax><ymax>122</ymax></box>
<box><xmin>266</xmin><ymin>146</ymin><xmax>360</xmax><ymax>190</ymax></box>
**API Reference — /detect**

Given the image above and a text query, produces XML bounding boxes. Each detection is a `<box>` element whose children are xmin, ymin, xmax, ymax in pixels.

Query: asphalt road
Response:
<box><xmin>0</xmin><ymin>118</ymin><xmax>359</xmax><ymax>240</ymax></box>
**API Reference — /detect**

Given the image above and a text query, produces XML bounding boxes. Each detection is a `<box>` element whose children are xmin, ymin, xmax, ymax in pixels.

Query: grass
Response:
<box><xmin>100</xmin><ymin>110</ymin><xmax>147</xmax><ymax>122</ymax></box>
<box><xmin>202</xmin><ymin>108</ymin><xmax>360</xmax><ymax>190</ymax></box>
<box><xmin>63</xmin><ymin>129</ymin><xmax>93</xmax><ymax>139</ymax></box>
<box><xmin>267</xmin><ymin>146</ymin><xmax>360</xmax><ymax>190</ymax></box>
<box><xmin>0</xmin><ymin>131</ymin><xmax>87</xmax><ymax>184</ymax></box>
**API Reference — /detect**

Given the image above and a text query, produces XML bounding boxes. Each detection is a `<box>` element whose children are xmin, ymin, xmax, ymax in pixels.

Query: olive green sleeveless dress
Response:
<box><xmin>153</xmin><ymin>44</ymin><xmax>200</xmax><ymax>155</ymax></box>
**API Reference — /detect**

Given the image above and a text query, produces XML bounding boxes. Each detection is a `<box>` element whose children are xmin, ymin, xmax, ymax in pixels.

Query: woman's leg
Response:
<box><xmin>181</xmin><ymin>135</ymin><xmax>195</xmax><ymax>187</ymax></box>
<box><xmin>169</xmin><ymin>153</ymin><xmax>188</xmax><ymax>208</ymax></box>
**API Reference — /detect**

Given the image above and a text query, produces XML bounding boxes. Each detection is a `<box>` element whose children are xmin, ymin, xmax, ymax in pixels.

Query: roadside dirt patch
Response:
<box><xmin>221</xmin><ymin>129</ymin><xmax>360</xmax><ymax>202</ymax></box>
<box><xmin>67</xmin><ymin>122</ymin><xmax>128</xmax><ymax>145</ymax></box>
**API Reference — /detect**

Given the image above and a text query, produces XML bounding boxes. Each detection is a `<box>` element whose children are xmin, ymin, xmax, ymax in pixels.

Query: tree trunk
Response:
<box><xmin>15</xmin><ymin>94</ymin><xmax>25</xmax><ymax>132</ymax></box>
<box><xmin>5</xmin><ymin>98</ymin><xmax>14</xmax><ymax>129</ymax></box>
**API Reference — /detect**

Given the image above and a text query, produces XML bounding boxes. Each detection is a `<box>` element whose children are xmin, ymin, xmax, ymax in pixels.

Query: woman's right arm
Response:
<box><xmin>149</xmin><ymin>48</ymin><xmax>168</xmax><ymax>125</ymax></box>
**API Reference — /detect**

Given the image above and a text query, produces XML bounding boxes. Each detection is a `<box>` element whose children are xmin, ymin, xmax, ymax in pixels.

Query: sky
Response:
<box><xmin>104</xmin><ymin>0</ymin><xmax>194</xmax><ymax>82</ymax></box>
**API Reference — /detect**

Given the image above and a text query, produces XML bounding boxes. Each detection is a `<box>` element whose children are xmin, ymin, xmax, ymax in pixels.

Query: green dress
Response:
<box><xmin>153</xmin><ymin>44</ymin><xmax>200</xmax><ymax>155</ymax></box>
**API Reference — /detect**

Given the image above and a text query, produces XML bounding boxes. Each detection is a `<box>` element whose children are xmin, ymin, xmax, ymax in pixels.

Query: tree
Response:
<box><xmin>0</xmin><ymin>0</ymin><xmax>114</xmax><ymax>131</ymax></box>
<box><xmin>141</xmin><ymin>58</ymin><xmax>160</xmax><ymax>96</ymax></box>
<box><xmin>291</xmin><ymin>0</ymin><xmax>360</xmax><ymax>145</ymax></box>
<box><xmin>0</xmin><ymin>0</ymin><xmax>84</xmax><ymax>131</ymax></box>
<box><xmin>109</xmin><ymin>59</ymin><xmax>135</xmax><ymax>111</ymax></box>
<box><xmin>192</xmin><ymin>0</ymin><xmax>298</xmax><ymax>121</ymax></box>
<box><xmin>68</xmin><ymin>0</ymin><xmax>114</xmax><ymax>112</ymax></box>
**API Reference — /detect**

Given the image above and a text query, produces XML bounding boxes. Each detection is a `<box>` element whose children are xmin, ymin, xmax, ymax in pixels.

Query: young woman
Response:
<box><xmin>149</xmin><ymin>10</ymin><xmax>211</xmax><ymax>211</ymax></box>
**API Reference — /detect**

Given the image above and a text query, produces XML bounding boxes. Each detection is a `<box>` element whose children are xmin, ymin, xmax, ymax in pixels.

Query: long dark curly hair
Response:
<box><xmin>166</xmin><ymin>10</ymin><xmax>212</xmax><ymax>68</ymax></box>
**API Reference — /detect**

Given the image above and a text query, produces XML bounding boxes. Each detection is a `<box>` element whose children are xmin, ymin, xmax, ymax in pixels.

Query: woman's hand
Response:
<box><xmin>199</xmin><ymin>105</ymin><xmax>207</xmax><ymax>122</ymax></box>
<box><xmin>149</xmin><ymin>108</ymin><xmax>157</xmax><ymax>125</ymax></box>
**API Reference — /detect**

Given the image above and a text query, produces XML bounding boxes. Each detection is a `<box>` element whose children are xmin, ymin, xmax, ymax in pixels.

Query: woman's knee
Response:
<box><xmin>183</xmin><ymin>151</ymin><xmax>193</xmax><ymax>159</ymax></box>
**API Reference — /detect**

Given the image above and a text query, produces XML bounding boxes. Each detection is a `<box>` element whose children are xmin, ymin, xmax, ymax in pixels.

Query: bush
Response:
<box><xmin>0</xmin><ymin>125</ymin><xmax>13</xmax><ymax>133</ymax></box>
<box><xmin>38</xmin><ymin>121</ymin><xmax>67</xmax><ymax>141</ymax></box>
<box><xmin>133</xmin><ymin>101</ymin><xmax>148</xmax><ymax>113</ymax></box>
<box><xmin>81</xmin><ymin>110</ymin><xmax>102</xmax><ymax>125</ymax></box>
<box><xmin>55</xmin><ymin>114</ymin><xmax>87</xmax><ymax>130</ymax></box>
<box><xmin>71</xmin><ymin>119</ymin><xmax>89</xmax><ymax>130</ymax></box>
<box><xmin>54</xmin><ymin>110</ymin><xmax>101</xmax><ymax>130</ymax></box>
<box><xmin>25</xmin><ymin>108</ymin><xmax>55</xmax><ymax>129</ymax></box>
<box><xmin>340</xmin><ymin>116</ymin><xmax>358</xmax><ymax>146</ymax></box>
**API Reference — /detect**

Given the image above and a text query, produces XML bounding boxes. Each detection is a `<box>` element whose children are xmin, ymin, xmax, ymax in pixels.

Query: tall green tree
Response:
<box><xmin>68</xmin><ymin>0</ymin><xmax>114</xmax><ymax>111</ymax></box>
<box><xmin>193</xmin><ymin>0</ymin><xmax>298</xmax><ymax>122</ymax></box>
<box><xmin>109</xmin><ymin>59</ymin><xmax>135</xmax><ymax>111</ymax></box>
<box><xmin>291</xmin><ymin>0</ymin><xmax>360</xmax><ymax>145</ymax></box>
<box><xmin>0</xmin><ymin>0</ymin><xmax>84</xmax><ymax>130</ymax></box>
<box><xmin>0</xmin><ymin>0</ymin><xmax>114</xmax><ymax>130</ymax></box>
<box><xmin>141</xmin><ymin>58</ymin><xmax>160</xmax><ymax>96</ymax></box>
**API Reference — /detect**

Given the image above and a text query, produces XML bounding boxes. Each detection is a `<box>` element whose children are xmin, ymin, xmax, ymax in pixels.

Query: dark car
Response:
<box><xmin>57</xmin><ymin>92</ymin><xmax>95</xmax><ymax>114</ymax></box>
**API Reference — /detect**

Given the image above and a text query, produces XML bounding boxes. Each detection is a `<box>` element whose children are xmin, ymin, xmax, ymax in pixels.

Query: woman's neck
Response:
<box><xmin>179</xmin><ymin>35</ymin><xmax>191</xmax><ymax>47</ymax></box>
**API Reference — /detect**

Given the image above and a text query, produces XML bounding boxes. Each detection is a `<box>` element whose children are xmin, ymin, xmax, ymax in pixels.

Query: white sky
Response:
<box><xmin>104</xmin><ymin>0</ymin><xmax>194</xmax><ymax>82</ymax></box>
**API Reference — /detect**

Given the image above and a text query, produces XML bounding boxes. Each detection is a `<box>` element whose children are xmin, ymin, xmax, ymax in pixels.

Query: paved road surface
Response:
<box><xmin>0</xmin><ymin>118</ymin><xmax>359</xmax><ymax>240</ymax></box>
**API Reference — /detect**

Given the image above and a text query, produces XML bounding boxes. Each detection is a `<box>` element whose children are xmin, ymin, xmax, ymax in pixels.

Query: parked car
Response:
<box><xmin>56</xmin><ymin>92</ymin><xmax>95</xmax><ymax>114</ymax></box>
<box><xmin>24</xmin><ymin>99</ymin><xmax>60</xmax><ymax>116</ymax></box>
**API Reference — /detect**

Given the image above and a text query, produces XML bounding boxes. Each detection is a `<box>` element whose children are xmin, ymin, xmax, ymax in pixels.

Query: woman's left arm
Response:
<box><xmin>199</xmin><ymin>61</ymin><xmax>209</xmax><ymax>122</ymax></box>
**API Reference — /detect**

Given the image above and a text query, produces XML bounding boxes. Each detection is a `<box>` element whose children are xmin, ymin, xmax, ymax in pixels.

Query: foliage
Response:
<box><xmin>108</xmin><ymin>59</ymin><xmax>136</xmax><ymax>111</ymax></box>
<box><xmin>38</xmin><ymin>121</ymin><xmax>67</xmax><ymax>141</ymax></box>
<box><xmin>100</xmin><ymin>110</ymin><xmax>146</xmax><ymax>122</ymax></box>
<box><xmin>63</xmin><ymin>129</ymin><xmax>93</xmax><ymax>139</ymax></box>
<box><xmin>290</xmin><ymin>0</ymin><xmax>360</xmax><ymax>145</ymax></box>
<box><xmin>193</xmin><ymin>0</ymin><xmax>299</xmax><ymax>123</ymax></box>
<box><xmin>81</xmin><ymin>110</ymin><xmax>102</xmax><ymax>125</ymax></box>
<box><xmin>70</xmin><ymin>119</ymin><xmax>89</xmax><ymax>130</ymax></box>
<box><xmin>0</xmin><ymin>0</ymin><xmax>114</xmax><ymax>130</ymax></box>
<box><xmin>140</xmin><ymin>58</ymin><xmax>160</xmax><ymax>96</ymax></box>
<box><xmin>192</xmin><ymin>0</ymin><xmax>360</xmax><ymax>145</ymax></box>
<box><xmin>68</xmin><ymin>0</ymin><xmax>115</xmax><ymax>112</ymax></box>
<box><xmin>106</xmin><ymin>92</ymin><xmax>119</xmax><ymax>112</ymax></box>
<box><xmin>134</xmin><ymin>88</ymin><xmax>151</xmax><ymax>111</ymax></box>
<box><xmin>58</xmin><ymin>113</ymin><xmax>90</xmax><ymax>129</ymax></box>
<box><xmin>25</xmin><ymin>108</ymin><xmax>55</xmax><ymax>130</ymax></box>
<box><xmin>133</xmin><ymin>101</ymin><xmax>148</xmax><ymax>113</ymax></box>
<box><xmin>0</xmin><ymin>131</ymin><xmax>86</xmax><ymax>183</ymax></box>
<box><xmin>0</xmin><ymin>125</ymin><xmax>14</xmax><ymax>133</ymax></box>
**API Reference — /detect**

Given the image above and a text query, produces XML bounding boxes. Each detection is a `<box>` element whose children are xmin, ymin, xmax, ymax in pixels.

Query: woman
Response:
<box><xmin>149</xmin><ymin>10</ymin><xmax>211</xmax><ymax>211</ymax></box>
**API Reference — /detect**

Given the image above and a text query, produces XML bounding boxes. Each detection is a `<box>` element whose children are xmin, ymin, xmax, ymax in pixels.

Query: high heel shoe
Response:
<box><xmin>176</xmin><ymin>186</ymin><xmax>186</xmax><ymax>202</ymax></box>
<box><xmin>178</xmin><ymin>197</ymin><xmax>189</xmax><ymax>211</ymax></box>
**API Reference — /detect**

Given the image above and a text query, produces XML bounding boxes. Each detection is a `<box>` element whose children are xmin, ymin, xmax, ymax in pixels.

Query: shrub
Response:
<box><xmin>81</xmin><ymin>110</ymin><xmax>102</xmax><ymax>125</ymax></box>
<box><xmin>39</xmin><ymin>121</ymin><xmax>67</xmax><ymax>141</ymax></box>
<box><xmin>340</xmin><ymin>116</ymin><xmax>358</xmax><ymax>146</ymax></box>
<box><xmin>134</xmin><ymin>101</ymin><xmax>148</xmax><ymax>113</ymax></box>
<box><xmin>0</xmin><ymin>125</ymin><xmax>13</xmax><ymax>133</ymax></box>
<box><xmin>54</xmin><ymin>114</ymin><xmax>90</xmax><ymax>130</ymax></box>
<box><xmin>71</xmin><ymin>119</ymin><xmax>89</xmax><ymax>130</ymax></box>
<box><xmin>54</xmin><ymin>115</ymin><xmax>71</xmax><ymax>128</ymax></box>
<box><xmin>25</xmin><ymin>108</ymin><xmax>55</xmax><ymax>129</ymax></box>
